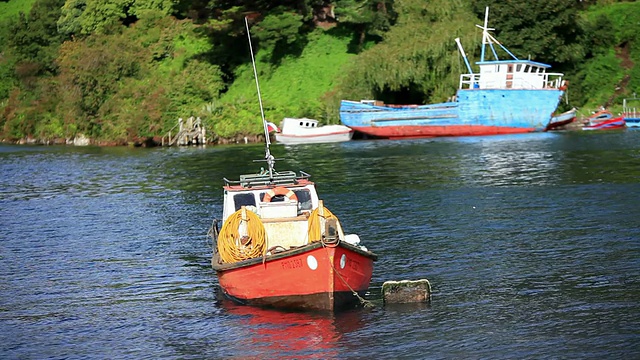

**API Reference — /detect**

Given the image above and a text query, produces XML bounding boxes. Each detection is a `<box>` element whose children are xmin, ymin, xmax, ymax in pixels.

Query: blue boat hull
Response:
<box><xmin>624</xmin><ymin>117</ymin><xmax>640</xmax><ymax>128</ymax></box>
<box><xmin>340</xmin><ymin>89</ymin><xmax>564</xmax><ymax>138</ymax></box>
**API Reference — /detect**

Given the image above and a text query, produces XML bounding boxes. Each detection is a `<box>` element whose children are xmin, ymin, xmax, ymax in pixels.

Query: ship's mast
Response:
<box><xmin>245</xmin><ymin>17</ymin><xmax>275</xmax><ymax>178</ymax></box>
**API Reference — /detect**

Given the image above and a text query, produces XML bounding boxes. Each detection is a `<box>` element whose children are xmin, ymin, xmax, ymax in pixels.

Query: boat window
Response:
<box><xmin>293</xmin><ymin>189</ymin><xmax>313</xmax><ymax>210</ymax></box>
<box><xmin>516</xmin><ymin>64</ymin><xmax>522</xmax><ymax>72</ymax></box>
<box><xmin>234</xmin><ymin>193</ymin><xmax>256</xmax><ymax>211</ymax></box>
<box><xmin>259</xmin><ymin>192</ymin><xmax>288</xmax><ymax>202</ymax></box>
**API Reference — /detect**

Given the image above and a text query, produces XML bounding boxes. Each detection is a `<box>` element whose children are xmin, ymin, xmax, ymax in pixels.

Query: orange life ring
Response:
<box><xmin>263</xmin><ymin>186</ymin><xmax>298</xmax><ymax>202</ymax></box>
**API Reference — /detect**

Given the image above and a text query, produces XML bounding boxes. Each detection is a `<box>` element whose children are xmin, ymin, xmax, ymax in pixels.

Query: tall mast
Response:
<box><xmin>245</xmin><ymin>17</ymin><xmax>275</xmax><ymax>178</ymax></box>
<box><xmin>455</xmin><ymin>38</ymin><xmax>473</xmax><ymax>74</ymax></box>
<box><xmin>480</xmin><ymin>7</ymin><xmax>489</xmax><ymax>62</ymax></box>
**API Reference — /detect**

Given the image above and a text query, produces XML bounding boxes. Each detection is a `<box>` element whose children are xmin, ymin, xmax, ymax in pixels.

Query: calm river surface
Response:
<box><xmin>1</xmin><ymin>130</ymin><xmax>639</xmax><ymax>359</ymax></box>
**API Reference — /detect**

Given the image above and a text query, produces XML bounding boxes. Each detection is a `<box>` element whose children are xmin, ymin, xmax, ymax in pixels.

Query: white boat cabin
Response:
<box><xmin>222</xmin><ymin>171</ymin><xmax>319</xmax><ymax>220</ymax></box>
<box><xmin>459</xmin><ymin>60</ymin><xmax>564</xmax><ymax>90</ymax></box>
<box><xmin>456</xmin><ymin>7</ymin><xmax>564</xmax><ymax>91</ymax></box>
<box><xmin>222</xmin><ymin>171</ymin><xmax>340</xmax><ymax>249</ymax></box>
<box><xmin>280</xmin><ymin>117</ymin><xmax>319</xmax><ymax>133</ymax></box>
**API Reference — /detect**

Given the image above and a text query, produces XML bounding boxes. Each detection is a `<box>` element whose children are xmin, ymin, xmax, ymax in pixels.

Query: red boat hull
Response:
<box><xmin>351</xmin><ymin>124</ymin><xmax>536</xmax><ymax>139</ymax></box>
<box><xmin>582</xmin><ymin>117</ymin><xmax>626</xmax><ymax>130</ymax></box>
<box><xmin>213</xmin><ymin>241</ymin><xmax>376</xmax><ymax>311</ymax></box>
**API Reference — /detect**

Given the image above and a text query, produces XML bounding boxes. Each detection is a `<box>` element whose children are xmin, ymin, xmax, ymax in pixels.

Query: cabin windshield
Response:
<box><xmin>258</xmin><ymin>188</ymin><xmax>313</xmax><ymax>210</ymax></box>
<box><xmin>294</xmin><ymin>189</ymin><xmax>313</xmax><ymax>210</ymax></box>
<box><xmin>233</xmin><ymin>193</ymin><xmax>256</xmax><ymax>211</ymax></box>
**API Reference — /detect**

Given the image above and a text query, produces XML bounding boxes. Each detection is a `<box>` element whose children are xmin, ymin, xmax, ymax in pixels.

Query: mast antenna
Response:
<box><xmin>245</xmin><ymin>17</ymin><xmax>276</xmax><ymax>178</ymax></box>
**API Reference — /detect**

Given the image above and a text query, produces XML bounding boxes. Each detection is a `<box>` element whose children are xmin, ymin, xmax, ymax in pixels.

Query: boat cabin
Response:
<box><xmin>222</xmin><ymin>171</ymin><xmax>318</xmax><ymax>220</ymax></box>
<box><xmin>459</xmin><ymin>60</ymin><xmax>564</xmax><ymax>90</ymax></box>
<box><xmin>457</xmin><ymin>7</ymin><xmax>564</xmax><ymax>91</ymax></box>
<box><xmin>222</xmin><ymin>170</ymin><xmax>335</xmax><ymax>250</ymax></box>
<box><xmin>280</xmin><ymin>117</ymin><xmax>319</xmax><ymax>133</ymax></box>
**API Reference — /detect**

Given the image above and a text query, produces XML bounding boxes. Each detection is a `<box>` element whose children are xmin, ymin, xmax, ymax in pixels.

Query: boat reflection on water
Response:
<box><xmin>217</xmin><ymin>296</ymin><xmax>366</xmax><ymax>359</ymax></box>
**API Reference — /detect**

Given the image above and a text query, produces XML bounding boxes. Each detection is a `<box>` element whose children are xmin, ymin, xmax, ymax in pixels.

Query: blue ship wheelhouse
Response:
<box><xmin>456</xmin><ymin>7</ymin><xmax>564</xmax><ymax>92</ymax></box>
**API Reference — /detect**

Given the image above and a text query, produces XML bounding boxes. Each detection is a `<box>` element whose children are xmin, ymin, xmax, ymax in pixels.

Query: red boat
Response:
<box><xmin>582</xmin><ymin>117</ymin><xmax>626</xmax><ymax>130</ymax></box>
<box><xmin>210</xmin><ymin>172</ymin><xmax>377</xmax><ymax>311</ymax></box>
<box><xmin>583</xmin><ymin>109</ymin><xmax>613</xmax><ymax>125</ymax></box>
<box><xmin>546</xmin><ymin>107</ymin><xmax>577</xmax><ymax>130</ymax></box>
<box><xmin>582</xmin><ymin>110</ymin><xmax>626</xmax><ymax>130</ymax></box>
<box><xmin>209</xmin><ymin>18</ymin><xmax>377</xmax><ymax>312</ymax></box>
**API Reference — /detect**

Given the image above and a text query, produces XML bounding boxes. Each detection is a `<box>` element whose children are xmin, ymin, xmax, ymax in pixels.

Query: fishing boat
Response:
<box><xmin>208</xmin><ymin>18</ymin><xmax>377</xmax><ymax>312</ymax></box>
<box><xmin>581</xmin><ymin>108</ymin><xmax>625</xmax><ymax>130</ymax></box>
<box><xmin>546</xmin><ymin>107</ymin><xmax>577</xmax><ymax>131</ymax></box>
<box><xmin>339</xmin><ymin>7</ymin><xmax>566</xmax><ymax>139</ymax></box>
<box><xmin>584</xmin><ymin>109</ymin><xmax>614</xmax><ymax>125</ymax></box>
<box><xmin>623</xmin><ymin>96</ymin><xmax>640</xmax><ymax>128</ymax></box>
<box><xmin>273</xmin><ymin>117</ymin><xmax>354</xmax><ymax>145</ymax></box>
<box><xmin>582</xmin><ymin>116</ymin><xmax>626</xmax><ymax>131</ymax></box>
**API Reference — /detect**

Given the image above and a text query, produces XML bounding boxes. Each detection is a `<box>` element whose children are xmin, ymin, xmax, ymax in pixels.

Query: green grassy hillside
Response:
<box><xmin>571</xmin><ymin>2</ymin><xmax>640</xmax><ymax>117</ymax></box>
<box><xmin>211</xmin><ymin>28</ymin><xmax>356</xmax><ymax>137</ymax></box>
<box><xmin>0</xmin><ymin>0</ymin><xmax>36</xmax><ymax>18</ymax></box>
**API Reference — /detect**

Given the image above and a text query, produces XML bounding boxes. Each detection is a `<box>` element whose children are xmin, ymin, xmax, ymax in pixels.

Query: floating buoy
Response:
<box><xmin>382</xmin><ymin>279</ymin><xmax>431</xmax><ymax>304</ymax></box>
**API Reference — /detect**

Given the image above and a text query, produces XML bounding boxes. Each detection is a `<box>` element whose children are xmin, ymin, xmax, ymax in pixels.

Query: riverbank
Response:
<box><xmin>0</xmin><ymin>115</ymin><xmax>615</xmax><ymax>146</ymax></box>
<box><xmin>1</xmin><ymin>134</ymin><xmax>266</xmax><ymax>147</ymax></box>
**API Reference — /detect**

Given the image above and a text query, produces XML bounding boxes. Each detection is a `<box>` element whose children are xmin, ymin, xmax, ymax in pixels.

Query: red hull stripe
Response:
<box><xmin>351</xmin><ymin>125</ymin><xmax>536</xmax><ymax>138</ymax></box>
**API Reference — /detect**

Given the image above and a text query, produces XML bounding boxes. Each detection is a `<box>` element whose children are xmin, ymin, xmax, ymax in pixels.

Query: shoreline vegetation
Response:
<box><xmin>1</xmin><ymin>116</ymin><xmax>597</xmax><ymax>148</ymax></box>
<box><xmin>0</xmin><ymin>1</ymin><xmax>638</xmax><ymax>145</ymax></box>
<box><xmin>2</xmin><ymin>134</ymin><xmax>267</xmax><ymax>147</ymax></box>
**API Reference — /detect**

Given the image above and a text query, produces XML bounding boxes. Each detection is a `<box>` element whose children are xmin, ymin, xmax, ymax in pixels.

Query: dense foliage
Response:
<box><xmin>0</xmin><ymin>0</ymin><xmax>638</xmax><ymax>144</ymax></box>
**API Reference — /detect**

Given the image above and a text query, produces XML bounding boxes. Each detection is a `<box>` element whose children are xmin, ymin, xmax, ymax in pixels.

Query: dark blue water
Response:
<box><xmin>1</xmin><ymin>131</ymin><xmax>639</xmax><ymax>359</ymax></box>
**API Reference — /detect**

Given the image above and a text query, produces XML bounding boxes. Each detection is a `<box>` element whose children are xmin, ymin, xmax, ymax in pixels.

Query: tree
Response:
<box><xmin>6</xmin><ymin>0</ymin><xmax>66</xmax><ymax>75</ymax></box>
<box><xmin>333</xmin><ymin>0</ymin><xmax>396</xmax><ymax>50</ymax></box>
<box><xmin>57</xmin><ymin>0</ymin><xmax>86</xmax><ymax>37</ymax></box>
<box><xmin>56</xmin><ymin>32</ymin><xmax>146</xmax><ymax>138</ymax></box>
<box><xmin>470</xmin><ymin>0</ymin><xmax>585</xmax><ymax>65</ymax></box>
<box><xmin>334</xmin><ymin>0</ymin><xmax>476</xmax><ymax>105</ymax></box>
<box><xmin>57</xmin><ymin>0</ymin><xmax>178</xmax><ymax>36</ymax></box>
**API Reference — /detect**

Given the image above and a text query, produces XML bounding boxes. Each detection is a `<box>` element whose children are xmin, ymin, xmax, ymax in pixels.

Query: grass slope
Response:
<box><xmin>220</xmin><ymin>28</ymin><xmax>355</xmax><ymax>126</ymax></box>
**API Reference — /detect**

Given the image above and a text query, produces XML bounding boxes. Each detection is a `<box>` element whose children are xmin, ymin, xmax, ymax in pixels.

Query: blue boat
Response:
<box><xmin>339</xmin><ymin>7</ymin><xmax>567</xmax><ymax>139</ymax></box>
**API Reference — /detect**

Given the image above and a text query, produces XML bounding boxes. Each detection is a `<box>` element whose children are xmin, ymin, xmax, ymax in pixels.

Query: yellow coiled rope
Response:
<box><xmin>217</xmin><ymin>207</ymin><xmax>266</xmax><ymax>263</ymax></box>
<box><xmin>307</xmin><ymin>202</ymin><xmax>341</xmax><ymax>243</ymax></box>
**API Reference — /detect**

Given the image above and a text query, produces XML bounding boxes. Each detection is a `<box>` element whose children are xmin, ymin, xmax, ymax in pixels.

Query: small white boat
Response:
<box><xmin>273</xmin><ymin>118</ymin><xmax>354</xmax><ymax>145</ymax></box>
<box><xmin>546</xmin><ymin>107</ymin><xmax>577</xmax><ymax>130</ymax></box>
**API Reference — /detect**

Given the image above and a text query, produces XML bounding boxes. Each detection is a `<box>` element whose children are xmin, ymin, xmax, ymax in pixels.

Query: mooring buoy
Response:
<box><xmin>382</xmin><ymin>279</ymin><xmax>431</xmax><ymax>304</ymax></box>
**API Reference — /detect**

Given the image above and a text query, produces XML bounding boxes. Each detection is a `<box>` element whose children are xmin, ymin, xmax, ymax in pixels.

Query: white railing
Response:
<box><xmin>460</xmin><ymin>72</ymin><xmax>564</xmax><ymax>90</ymax></box>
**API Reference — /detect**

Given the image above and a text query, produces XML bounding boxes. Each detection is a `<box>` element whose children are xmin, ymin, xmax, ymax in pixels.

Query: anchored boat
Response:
<box><xmin>208</xmin><ymin>18</ymin><xmax>377</xmax><ymax>312</ymax></box>
<box><xmin>582</xmin><ymin>109</ymin><xmax>626</xmax><ymax>130</ymax></box>
<box><xmin>546</xmin><ymin>108</ymin><xmax>577</xmax><ymax>131</ymax></box>
<box><xmin>339</xmin><ymin>7</ymin><xmax>566</xmax><ymax>139</ymax></box>
<box><xmin>273</xmin><ymin>117</ymin><xmax>354</xmax><ymax>145</ymax></box>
